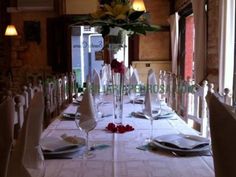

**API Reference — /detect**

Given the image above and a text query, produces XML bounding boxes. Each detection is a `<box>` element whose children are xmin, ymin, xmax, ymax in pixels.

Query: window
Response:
<box><xmin>178</xmin><ymin>3</ymin><xmax>194</xmax><ymax>80</ymax></box>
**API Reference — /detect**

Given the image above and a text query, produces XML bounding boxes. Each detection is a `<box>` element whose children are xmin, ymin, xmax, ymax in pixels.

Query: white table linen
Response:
<box><xmin>42</xmin><ymin>95</ymin><xmax>214</xmax><ymax>177</ymax></box>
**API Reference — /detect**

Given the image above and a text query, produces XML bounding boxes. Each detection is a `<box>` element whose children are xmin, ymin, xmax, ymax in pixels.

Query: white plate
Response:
<box><xmin>62</xmin><ymin>113</ymin><xmax>80</xmax><ymax>120</ymax></box>
<box><xmin>43</xmin><ymin>146</ymin><xmax>82</xmax><ymax>155</ymax></box>
<box><xmin>153</xmin><ymin>134</ymin><xmax>210</xmax><ymax>150</ymax></box>
<box><xmin>150</xmin><ymin>140</ymin><xmax>210</xmax><ymax>154</ymax></box>
<box><xmin>131</xmin><ymin>111</ymin><xmax>175</xmax><ymax>119</ymax></box>
<box><xmin>41</xmin><ymin>136</ymin><xmax>85</xmax><ymax>155</ymax></box>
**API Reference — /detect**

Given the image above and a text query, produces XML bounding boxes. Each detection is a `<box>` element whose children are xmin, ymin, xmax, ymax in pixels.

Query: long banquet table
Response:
<box><xmin>42</xmin><ymin>95</ymin><xmax>215</xmax><ymax>177</ymax></box>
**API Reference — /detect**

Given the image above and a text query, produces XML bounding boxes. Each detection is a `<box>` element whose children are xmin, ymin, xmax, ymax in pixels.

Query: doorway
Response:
<box><xmin>71</xmin><ymin>25</ymin><xmax>129</xmax><ymax>88</ymax></box>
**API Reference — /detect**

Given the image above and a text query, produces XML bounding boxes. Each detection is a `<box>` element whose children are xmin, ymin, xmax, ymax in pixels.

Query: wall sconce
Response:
<box><xmin>5</xmin><ymin>25</ymin><xmax>18</xmax><ymax>36</ymax></box>
<box><xmin>132</xmin><ymin>0</ymin><xmax>146</xmax><ymax>12</ymax></box>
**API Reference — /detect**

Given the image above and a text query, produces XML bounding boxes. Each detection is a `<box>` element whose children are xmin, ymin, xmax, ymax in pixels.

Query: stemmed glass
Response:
<box><xmin>144</xmin><ymin>95</ymin><xmax>161</xmax><ymax>142</ymax></box>
<box><xmin>128</xmin><ymin>86</ymin><xmax>136</xmax><ymax>109</ymax></box>
<box><xmin>94</xmin><ymin>93</ymin><xmax>104</xmax><ymax>120</ymax></box>
<box><xmin>75</xmin><ymin>113</ymin><xmax>97</xmax><ymax>158</ymax></box>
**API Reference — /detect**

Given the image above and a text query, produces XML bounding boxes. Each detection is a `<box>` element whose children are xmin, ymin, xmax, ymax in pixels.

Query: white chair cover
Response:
<box><xmin>7</xmin><ymin>91</ymin><xmax>45</xmax><ymax>177</ymax></box>
<box><xmin>207</xmin><ymin>92</ymin><xmax>236</xmax><ymax>177</ymax></box>
<box><xmin>0</xmin><ymin>98</ymin><xmax>15</xmax><ymax>177</ymax></box>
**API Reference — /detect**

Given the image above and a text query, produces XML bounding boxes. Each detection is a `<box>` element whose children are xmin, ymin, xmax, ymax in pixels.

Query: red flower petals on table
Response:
<box><xmin>106</xmin><ymin>123</ymin><xmax>134</xmax><ymax>133</ymax></box>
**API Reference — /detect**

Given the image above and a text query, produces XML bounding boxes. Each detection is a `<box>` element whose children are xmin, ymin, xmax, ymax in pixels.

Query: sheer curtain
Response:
<box><xmin>191</xmin><ymin>0</ymin><xmax>207</xmax><ymax>84</ymax></box>
<box><xmin>168</xmin><ymin>12</ymin><xmax>179</xmax><ymax>75</ymax></box>
<box><xmin>218</xmin><ymin>0</ymin><xmax>235</xmax><ymax>93</ymax></box>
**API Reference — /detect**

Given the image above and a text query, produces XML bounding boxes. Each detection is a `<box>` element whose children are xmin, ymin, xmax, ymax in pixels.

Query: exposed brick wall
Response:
<box><xmin>207</xmin><ymin>0</ymin><xmax>219</xmax><ymax>88</ymax></box>
<box><xmin>175</xmin><ymin>0</ymin><xmax>220</xmax><ymax>87</ymax></box>
<box><xmin>184</xmin><ymin>15</ymin><xmax>194</xmax><ymax>80</ymax></box>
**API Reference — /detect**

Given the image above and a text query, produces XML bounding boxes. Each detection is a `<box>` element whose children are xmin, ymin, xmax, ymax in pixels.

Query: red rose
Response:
<box><xmin>111</xmin><ymin>59</ymin><xmax>125</xmax><ymax>74</ymax></box>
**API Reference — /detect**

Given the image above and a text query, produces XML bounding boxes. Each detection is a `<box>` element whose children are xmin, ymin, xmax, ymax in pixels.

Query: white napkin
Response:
<box><xmin>92</xmin><ymin>69</ymin><xmax>101</xmax><ymax>94</ymax></box>
<box><xmin>143</xmin><ymin>69</ymin><xmax>158</xmax><ymax>117</ymax></box>
<box><xmin>143</xmin><ymin>89</ymin><xmax>152</xmax><ymax>117</ymax></box>
<box><xmin>79</xmin><ymin>88</ymin><xmax>97</xmax><ymax>132</ymax></box>
<box><xmin>106</xmin><ymin>64</ymin><xmax>112</xmax><ymax>82</ymax></box>
<box><xmin>148</xmin><ymin>69</ymin><xmax>160</xmax><ymax>104</ymax></box>
<box><xmin>147</xmin><ymin>69</ymin><xmax>157</xmax><ymax>86</ymax></box>
<box><xmin>130</xmin><ymin>69</ymin><xmax>140</xmax><ymax>85</ymax></box>
<box><xmin>124</xmin><ymin>67</ymin><xmax>130</xmax><ymax>85</ymax></box>
<box><xmin>129</xmin><ymin>65</ymin><xmax>134</xmax><ymax>76</ymax></box>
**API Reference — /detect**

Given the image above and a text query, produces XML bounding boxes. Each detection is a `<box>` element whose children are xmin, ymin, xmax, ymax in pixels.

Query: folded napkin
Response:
<box><xmin>143</xmin><ymin>69</ymin><xmax>158</xmax><ymax>117</ymax></box>
<box><xmin>147</xmin><ymin>69</ymin><xmax>157</xmax><ymax>86</ymax></box>
<box><xmin>92</xmin><ymin>69</ymin><xmax>101</xmax><ymax>95</ymax></box>
<box><xmin>78</xmin><ymin>87</ymin><xmax>97</xmax><ymax>132</ymax></box>
<box><xmin>129</xmin><ymin>69</ymin><xmax>140</xmax><ymax>85</ymax></box>
<box><xmin>143</xmin><ymin>91</ymin><xmax>152</xmax><ymax>117</ymax></box>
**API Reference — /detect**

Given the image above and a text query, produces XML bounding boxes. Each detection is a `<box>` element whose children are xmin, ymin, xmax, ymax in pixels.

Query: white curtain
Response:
<box><xmin>218</xmin><ymin>0</ymin><xmax>235</xmax><ymax>93</ymax></box>
<box><xmin>168</xmin><ymin>12</ymin><xmax>179</xmax><ymax>75</ymax></box>
<box><xmin>191</xmin><ymin>0</ymin><xmax>207</xmax><ymax>83</ymax></box>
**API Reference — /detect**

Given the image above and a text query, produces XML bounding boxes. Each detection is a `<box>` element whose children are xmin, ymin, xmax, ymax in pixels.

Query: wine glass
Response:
<box><xmin>27</xmin><ymin>145</ymin><xmax>46</xmax><ymax>177</ymax></box>
<box><xmin>128</xmin><ymin>85</ymin><xmax>139</xmax><ymax>114</ymax></box>
<box><xmin>94</xmin><ymin>93</ymin><xmax>104</xmax><ymax>120</ymax></box>
<box><xmin>75</xmin><ymin>113</ymin><xmax>97</xmax><ymax>158</ymax></box>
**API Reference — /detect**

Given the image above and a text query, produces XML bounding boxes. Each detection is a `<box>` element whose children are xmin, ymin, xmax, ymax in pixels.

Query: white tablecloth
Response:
<box><xmin>42</xmin><ymin>95</ymin><xmax>214</xmax><ymax>177</ymax></box>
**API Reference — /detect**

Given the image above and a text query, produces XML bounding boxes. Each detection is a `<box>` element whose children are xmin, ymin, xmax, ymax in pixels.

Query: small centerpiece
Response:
<box><xmin>111</xmin><ymin>59</ymin><xmax>125</xmax><ymax>124</ymax></box>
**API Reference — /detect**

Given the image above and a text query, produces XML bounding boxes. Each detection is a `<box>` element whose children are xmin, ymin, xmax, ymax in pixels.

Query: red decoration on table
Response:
<box><xmin>106</xmin><ymin>123</ymin><xmax>134</xmax><ymax>133</ymax></box>
<box><xmin>111</xmin><ymin>59</ymin><xmax>125</xmax><ymax>74</ymax></box>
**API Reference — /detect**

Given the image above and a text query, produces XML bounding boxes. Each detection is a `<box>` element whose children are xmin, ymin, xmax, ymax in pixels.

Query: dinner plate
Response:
<box><xmin>131</xmin><ymin>111</ymin><xmax>175</xmax><ymax>120</ymax></box>
<box><xmin>41</xmin><ymin>136</ymin><xmax>85</xmax><ymax>155</ymax></box>
<box><xmin>151</xmin><ymin>134</ymin><xmax>210</xmax><ymax>153</ymax></box>
<box><xmin>43</xmin><ymin>146</ymin><xmax>82</xmax><ymax>155</ymax></box>
<box><xmin>62</xmin><ymin>113</ymin><xmax>80</xmax><ymax>120</ymax></box>
<box><xmin>150</xmin><ymin>140</ymin><xmax>210</xmax><ymax>154</ymax></box>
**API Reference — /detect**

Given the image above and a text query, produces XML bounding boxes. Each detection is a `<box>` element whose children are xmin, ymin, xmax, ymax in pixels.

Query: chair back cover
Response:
<box><xmin>0</xmin><ymin>98</ymin><xmax>15</xmax><ymax>177</ymax></box>
<box><xmin>207</xmin><ymin>92</ymin><xmax>236</xmax><ymax>177</ymax></box>
<box><xmin>7</xmin><ymin>91</ymin><xmax>45</xmax><ymax>177</ymax></box>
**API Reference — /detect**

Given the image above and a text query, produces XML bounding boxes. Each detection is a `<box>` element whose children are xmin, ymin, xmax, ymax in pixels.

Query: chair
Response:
<box><xmin>206</xmin><ymin>92</ymin><xmax>236</xmax><ymax>177</ymax></box>
<box><xmin>185</xmin><ymin>80</ymin><xmax>209</xmax><ymax>137</ymax></box>
<box><xmin>7</xmin><ymin>91</ymin><xmax>45</xmax><ymax>177</ymax></box>
<box><xmin>0</xmin><ymin>97</ymin><xmax>15</xmax><ymax>177</ymax></box>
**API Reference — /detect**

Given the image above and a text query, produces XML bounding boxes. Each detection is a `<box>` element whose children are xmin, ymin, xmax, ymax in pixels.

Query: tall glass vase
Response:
<box><xmin>112</xmin><ymin>72</ymin><xmax>124</xmax><ymax>124</ymax></box>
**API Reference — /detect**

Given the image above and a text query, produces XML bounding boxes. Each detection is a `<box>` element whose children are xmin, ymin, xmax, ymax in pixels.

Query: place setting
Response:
<box><xmin>40</xmin><ymin>134</ymin><xmax>86</xmax><ymax>159</ymax></box>
<box><xmin>148</xmin><ymin>133</ymin><xmax>211</xmax><ymax>156</ymax></box>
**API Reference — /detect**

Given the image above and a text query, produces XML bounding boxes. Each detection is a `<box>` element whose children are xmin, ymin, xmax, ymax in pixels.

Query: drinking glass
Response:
<box><xmin>94</xmin><ymin>93</ymin><xmax>104</xmax><ymax>120</ymax></box>
<box><xmin>128</xmin><ymin>85</ymin><xmax>139</xmax><ymax>113</ymax></box>
<box><xmin>27</xmin><ymin>145</ymin><xmax>46</xmax><ymax>177</ymax></box>
<box><xmin>75</xmin><ymin>113</ymin><xmax>97</xmax><ymax>158</ymax></box>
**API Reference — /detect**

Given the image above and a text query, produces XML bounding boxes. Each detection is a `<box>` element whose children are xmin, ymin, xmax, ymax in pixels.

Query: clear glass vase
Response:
<box><xmin>112</xmin><ymin>72</ymin><xmax>124</xmax><ymax>124</ymax></box>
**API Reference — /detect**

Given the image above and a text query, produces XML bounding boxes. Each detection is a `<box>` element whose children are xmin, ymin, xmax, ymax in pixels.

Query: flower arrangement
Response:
<box><xmin>85</xmin><ymin>0</ymin><xmax>161</xmax><ymax>37</ymax></box>
<box><xmin>111</xmin><ymin>59</ymin><xmax>125</xmax><ymax>73</ymax></box>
